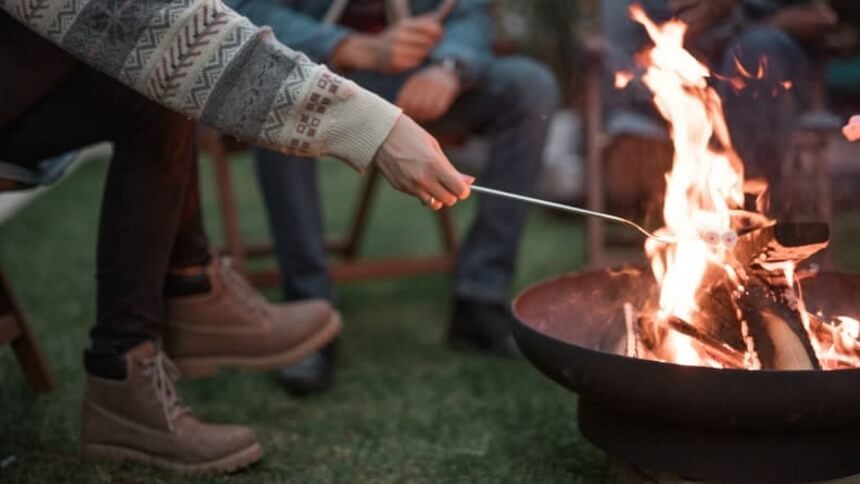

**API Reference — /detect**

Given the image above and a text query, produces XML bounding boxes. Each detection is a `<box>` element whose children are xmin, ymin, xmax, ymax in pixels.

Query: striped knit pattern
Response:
<box><xmin>1</xmin><ymin>0</ymin><xmax>402</xmax><ymax>170</ymax></box>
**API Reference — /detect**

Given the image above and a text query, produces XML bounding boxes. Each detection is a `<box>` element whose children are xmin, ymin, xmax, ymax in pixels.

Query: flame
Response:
<box><xmin>629</xmin><ymin>4</ymin><xmax>745</xmax><ymax>365</ymax></box>
<box><xmin>615</xmin><ymin>70</ymin><xmax>634</xmax><ymax>89</ymax></box>
<box><xmin>621</xmin><ymin>5</ymin><xmax>860</xmax><ymax>370</ymax></box>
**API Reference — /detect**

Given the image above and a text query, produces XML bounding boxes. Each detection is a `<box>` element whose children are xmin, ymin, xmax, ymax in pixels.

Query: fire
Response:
<box><xmin>631</xmin><ymin>4</ymin><xmax>745</xmax><ymax>365</ymax></box>
<box><xmin>619</xmin><ymin>5</ymin><xmax>860</xmax><ymax>370</ymax></box>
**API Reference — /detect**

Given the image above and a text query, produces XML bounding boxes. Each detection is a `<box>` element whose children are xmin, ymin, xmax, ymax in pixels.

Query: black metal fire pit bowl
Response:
<box><xmin>512</xmin><ymin>267</ymin><xmax>860</xmax><ymax>483</ymax></box>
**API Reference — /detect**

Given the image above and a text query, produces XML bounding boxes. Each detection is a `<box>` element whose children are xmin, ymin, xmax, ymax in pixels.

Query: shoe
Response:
<box><xmin>447</xmin><ymin>298</ymin><xmax>521</xmax><ymax>358</ymax></box>
<box><xmin>273</xmin><ymin>341</ymin><xmax>337</xmax><ymax>396</ymax></box>
<box><xmin>165</xmin><ymin>257</ymin><xmax>342</xmax><ymax>378</ymax></box>
<box><xmin>80</xmin><ymin>342</ymin><xmax>262</xmax><ymax>475</ymax></box>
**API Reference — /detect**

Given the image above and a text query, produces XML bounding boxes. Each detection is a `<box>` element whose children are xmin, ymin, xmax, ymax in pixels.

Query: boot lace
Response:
<box><xmin>220</xmin><ymin>257</ymin><xmax>270</xmax><ymax>321</ymax></box>
<box><xmin>140</xmin><ymin>352</ymin><xmax>191</xmax><ymax>432</ymax></box>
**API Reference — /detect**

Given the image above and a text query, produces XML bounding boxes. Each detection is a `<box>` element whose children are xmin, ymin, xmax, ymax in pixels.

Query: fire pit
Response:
<box><xmin>508</xmin><ymin>6</ymin><xmax>860</xmax><ymax>483</ymax></box>
<box><xmin>513</xmin><ymin>267</ymin><xmax>860</xmax><ymax>482</ymax></box>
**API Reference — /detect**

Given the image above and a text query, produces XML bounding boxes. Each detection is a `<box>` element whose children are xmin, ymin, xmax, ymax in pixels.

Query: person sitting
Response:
<box><xmin>227</xmin><ymin>0</ymin><xmax>561</xmax><ymax>394</ymax></box>
<box><xmin>602</xmin><ymin>0</ymin><xmax>838</xmax><ymax>215</ymax></box>
<box><xmin>1</xmin><ymin>0</ymin><xmax>469</xmax><ymax>474</ymax></box>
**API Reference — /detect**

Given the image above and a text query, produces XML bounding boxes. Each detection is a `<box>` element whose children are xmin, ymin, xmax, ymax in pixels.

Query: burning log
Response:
<box><xmin>676</xmin><ymin>222</ymin><xmax>831</xmax><ymax>370</ymax></box>
<box><xmin>737</xmin><ymin>281</ymin><xmax>820</xmax><ymax>370</ymax></box>
<box><xmin>663</xmin><ymin>317</ymin><xmax>747</xmax><ymax>368</ymax></box>
<box><xmin>656</xmin><ymin>221</ymin><xmax>835</xmax><ymax>367</ymax></box>
<box><xmin>629</xmin><ymin>313</ymin><xmax>747</xmax><ymax>368</ymax></box>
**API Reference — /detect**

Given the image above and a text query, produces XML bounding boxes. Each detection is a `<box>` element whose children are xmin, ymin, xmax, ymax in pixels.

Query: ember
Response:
<box><xmin>618</xmin><ymin>6</ymin><xmax>860</xmax><ymax>370</ymax></box>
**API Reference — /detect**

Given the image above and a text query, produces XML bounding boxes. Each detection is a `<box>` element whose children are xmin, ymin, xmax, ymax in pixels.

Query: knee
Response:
<box><xmin>485</xmin><ymin>57</ymin><xmax>560</xmax><ymax>119</ymax></box>
<box><xmin>726</xmin><ymin>26</ymin><xmax>808</xmax><ymax>78</ymax></box>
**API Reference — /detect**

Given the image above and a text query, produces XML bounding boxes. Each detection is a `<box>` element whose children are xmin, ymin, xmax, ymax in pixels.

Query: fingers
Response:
<box><xmin>418</xmin><ymin>190</ymin><xmax>444</xmax><ymax>211</ymax></box>
<box><xmin>436</xmin><ymin>169</ymin><xmax>470</xmax><ymax>201</ymax></box>
<box><xmin>393</xmin><ymin>26</ymin><xmax>441</xmax><ymax>49</ymax></box>
<box><xmin>423</xmin><ymin>180</ymin><xmax>459</xmax><ymax>207</ymax></box>
<box><xmin>400</xmin><ymin>17</ymin><xmax>444</xmax><ymax>40</ymax></box>
<box><xmin>844</xmin><ymin>115</ymin><xmax>860</xmax><ymax>142</ymax></box>
<box><xmin>385</xmin><ymin>21</ymin><xmax>441</xmax><ymax>72</ymax></box>
<box><xmin>430</xmin><ymin>0</ymin><xmax>457</xmax><ymax>22</ymax></box>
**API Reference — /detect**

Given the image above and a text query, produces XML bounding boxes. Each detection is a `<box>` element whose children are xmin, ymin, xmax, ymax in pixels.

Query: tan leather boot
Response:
<box><xmin>81</xmin><ymin>342</ymin><xmax>262</xmax><ymax>474</ymax></box>
<box><xmin>165</xmin><ymin>256</ymin><xmax>342</xmax><ymax>378</ymax></box>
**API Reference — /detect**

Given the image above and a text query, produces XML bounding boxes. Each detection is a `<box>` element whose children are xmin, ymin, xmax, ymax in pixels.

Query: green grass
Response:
<box><xmin>0</xmin><ymin>155</ymin><xmax>604</xmax><ymax>483</ymax></box>
<box><xmin>4</xmin><ymin>155</ymin><xmax>860</xmax><ymax>483</ymax></box>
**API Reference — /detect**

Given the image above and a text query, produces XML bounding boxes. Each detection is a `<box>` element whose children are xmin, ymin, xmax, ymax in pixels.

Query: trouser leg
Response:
<box><xmin>0</xmin><ymin>62</ymin><xmax>196</xmax><ymax>354</ymax></box>
<box><xmin>255</xmin><ymin>149</ymin><xmax>334</xmax><ymax>302</ymax></box>
<box><xmin>719</xmin><ymin>26</ymin><xmax>811</xmax><ymax>190</ymax></box>
<box><xmin>424</xmin><ymin>57</ymin><xmax>559</xmax><ymax>303</ymax></box>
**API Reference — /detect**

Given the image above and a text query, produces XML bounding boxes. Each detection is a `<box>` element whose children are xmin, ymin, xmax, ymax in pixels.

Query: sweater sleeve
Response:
<box><xmin>1</xmin><ymin>0</ymin><xmax>400</xmax><ymax>171</ymax></box>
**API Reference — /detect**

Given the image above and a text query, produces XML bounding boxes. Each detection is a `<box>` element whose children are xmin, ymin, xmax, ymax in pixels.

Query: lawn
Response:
<box><xmin>4</xmin><ymin>154</ymin><xmax>860</xmax><ymax>483</ymax></box>
<box><xmin>0</xmin><ymin>153</ymin><xmax>605</xmax><ymax>483</ymax></box>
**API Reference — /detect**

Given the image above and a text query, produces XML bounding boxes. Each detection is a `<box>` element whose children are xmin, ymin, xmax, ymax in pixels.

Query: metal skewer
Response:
<box><xmin>470</xmin><ymin>185</ymin><xmax>678</xmax><ymax>244</ymax></box>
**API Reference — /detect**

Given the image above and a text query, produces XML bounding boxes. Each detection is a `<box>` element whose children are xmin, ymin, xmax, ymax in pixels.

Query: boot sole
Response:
<box><xmin>81</xmin><ymin>441</ymin><xmax>262</xmax><ymax>475</ymax></box>
<box><xmin>173</xmin><ymin>312</ymin><xmax>343</xmax><ymax>378</ymax></box>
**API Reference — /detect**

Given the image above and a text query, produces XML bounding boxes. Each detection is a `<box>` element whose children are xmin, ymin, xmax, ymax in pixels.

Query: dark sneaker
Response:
<box><xmin>273</xmin><ymin>341</ymin><xmax>337</xmax><ymax>396</ymax></box>
<box><xmin>447</xmin><ymin>298</ymin><xmax>521</xmax><ymax>358</ymax></box>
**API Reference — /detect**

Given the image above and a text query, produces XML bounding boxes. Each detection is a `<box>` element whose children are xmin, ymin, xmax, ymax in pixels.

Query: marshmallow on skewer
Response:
<box><xmin>844</xmin><ymin>115</ymin><xmax>860</xmax><ymax>142</ymax></box>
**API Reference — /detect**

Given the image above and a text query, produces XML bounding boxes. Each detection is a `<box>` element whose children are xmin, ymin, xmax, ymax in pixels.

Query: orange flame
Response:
<box><xmin>628</xmin><ymin>5</ymin><xmax>860</xmax><ymax>370</ymax></box>
<box><xmin>629</xmin><ymin>4</ymin><xmax>746</xmax><ymax>366</ymax></box>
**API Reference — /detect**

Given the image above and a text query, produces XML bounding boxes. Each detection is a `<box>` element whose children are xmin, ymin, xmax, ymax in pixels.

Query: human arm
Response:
<box><xmin>2</xmin><ymin>0</ymin><xmax>468</xmax><ymax>205</ymax></box>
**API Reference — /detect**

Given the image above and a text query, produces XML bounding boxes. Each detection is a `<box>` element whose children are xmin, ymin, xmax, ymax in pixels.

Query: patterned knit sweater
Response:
<box><xmin>1</xmin><ymin>0</ymin><xmax>401</xmax><ymax>171</ymax></box>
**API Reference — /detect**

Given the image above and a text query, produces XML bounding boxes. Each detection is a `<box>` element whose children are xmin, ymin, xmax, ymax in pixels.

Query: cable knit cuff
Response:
<box><xmin>323</xmin><ymin>81</ymin><xmax>402</xmax><ymax>172</ymax></box>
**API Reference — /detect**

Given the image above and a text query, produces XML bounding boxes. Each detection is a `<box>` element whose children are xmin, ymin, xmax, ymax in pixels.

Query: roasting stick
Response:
<box><xmin>470</xmin><ymin>185</ymin><xmax>679</xmax><ymax>244</ymax></box>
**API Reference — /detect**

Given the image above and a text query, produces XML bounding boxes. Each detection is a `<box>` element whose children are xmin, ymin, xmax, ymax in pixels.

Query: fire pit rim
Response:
<box><xmin>512</xmin><ymin>266</ymin><xmax>860</xmax><ymax>375</ymax></box>
<box><xmin>510</xmin><ymin>266</ymin><xmax>860</xmax><ymax>430</ymax></box>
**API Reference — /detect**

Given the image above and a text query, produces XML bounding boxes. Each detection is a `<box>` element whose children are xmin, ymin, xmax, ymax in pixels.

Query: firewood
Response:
<box><xmin>635</xmin><ymin>315</ymin><xmax>747</xmax><ymax>368</ymax></box>
<box><xmin>663</xmin><ymin>317</ymin><xmax>747</xmax><ymax>368</ymax></box>
<box><xmin>737</xmin><ymin>280</ymin><xmax>820</xmax><ymax>370</ymax></box>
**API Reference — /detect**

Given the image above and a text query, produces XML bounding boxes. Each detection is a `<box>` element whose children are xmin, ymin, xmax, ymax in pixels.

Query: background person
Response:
<box><xmin>229</xmin><ymin>0</ymin><xmax>561</xmax><ymax>394</ymax></box>
<box><xmin>602</xmin><ymin>0</ymin><xmax>838</xmax><ymax>216</ymax></box>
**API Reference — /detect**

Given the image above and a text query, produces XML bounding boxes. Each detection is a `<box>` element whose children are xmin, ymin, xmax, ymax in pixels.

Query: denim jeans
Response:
<box><xmin>0</xmin><ymin>14</ymin><xmax>210</xmax><ymax>354</ymax></box>
<box><xmin>256</xmin><ymin>56</ymin><xmax>559</xmax><ymax>304</ymax></box>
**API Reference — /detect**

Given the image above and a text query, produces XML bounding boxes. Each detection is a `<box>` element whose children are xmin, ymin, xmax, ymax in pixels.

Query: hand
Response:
<box><xmin>331</xmin><ymin>1</ymin><xmax>457</xmax><ymax>74</ymax></box>
<box><xmin>668</xmin><ymin>0</ymin><xmax>736</xmax><ymax>37</ymax></box>
<box><xmin>395</xmin><ymin>66</ymin><xmax>460</xmax><ymax>122</ymax></box>
<box><xmin>844</xmin><ymin>115</ymin><xmax>860</xmax><ymax>142</ymax></box>
<box><xmin>373</xmin><ymin>115</ymin><xmax>472</xmax><ymax>210</ymax></box>
<box><xmin>767</xmin><ymin>3</ymin><xmax>838</xmax><ymax>41</ymax></box>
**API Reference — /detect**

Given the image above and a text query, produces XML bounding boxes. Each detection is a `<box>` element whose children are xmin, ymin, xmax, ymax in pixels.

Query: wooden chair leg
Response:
<box><xmin>205</xmin><ymin>131</ymin><xmax>247</xmax><ymax>272</ymax></box>
<box><xmin>585</xmin><ymin>40</ymin><xmax>607</xmax><ymax>268</ymax></box>
<box><xmin>438</xmin><ymin>208</ymin><xmax>458</xmax><ymax>256</ymax></box>
<box><xmin>0</xmin><ymin>269</ymin><xmax>53</xmax><ymax>392</ymax></box>
<box><xmin>341</xmin><ymin>166</ymin><xmax>382</xmax><ymax>259</ymax></box>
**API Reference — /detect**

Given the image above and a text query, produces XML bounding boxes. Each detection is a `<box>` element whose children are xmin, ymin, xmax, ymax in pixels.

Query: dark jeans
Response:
<box><xmin>0</xmin><ymin>15</ymin><xmax>210</xmax><ymax>354</ymax></box>
<box><xmin>256</xmin><ymin>56</ymin><xmax>559</xmax><ymax>304</ymax></box>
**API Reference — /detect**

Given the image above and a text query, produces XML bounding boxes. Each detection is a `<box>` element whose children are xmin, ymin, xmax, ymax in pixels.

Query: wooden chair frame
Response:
<box><xmin>199</xmin><ymin>129</ymin><xmax>458</xmax><ymax>288</ymax></box>
<box><xmin>0</xmin><ymin>267</ymin><xmax>54</xmax><ymax>392</ymax></box>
